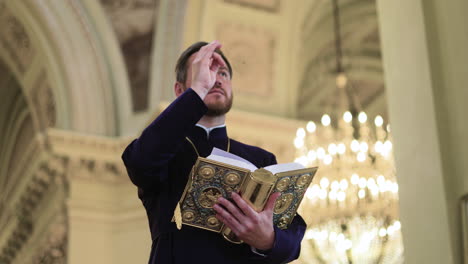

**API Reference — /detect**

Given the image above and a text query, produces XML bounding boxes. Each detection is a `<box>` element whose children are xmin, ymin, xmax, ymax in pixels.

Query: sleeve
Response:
<box><xmin>264</xmin><ymin>215</ymin><xmax>307</xmax><ymax>263</ymax></box>
<box><xmin>252</xmin><ymin>152</ymin><xmax>307</xmax><ymax>263</ymax></box>
<box><xmin>121</xmin><ymin>88</ymin><xmax>207</xmax><ymax>190</ymax></box>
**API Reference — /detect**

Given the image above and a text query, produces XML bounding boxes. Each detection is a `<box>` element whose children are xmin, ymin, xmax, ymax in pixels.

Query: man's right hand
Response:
<box><xmin>190</xmin><ymin>40</ymin><xmax>227</xmax><ymax>99</ymax></box>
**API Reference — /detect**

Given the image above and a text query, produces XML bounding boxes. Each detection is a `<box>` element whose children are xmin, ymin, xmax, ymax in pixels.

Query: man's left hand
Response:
<box><xmin>213</xmin><ymin>192</ymin><xmax>281</xmax><ymax>251</ymax></box>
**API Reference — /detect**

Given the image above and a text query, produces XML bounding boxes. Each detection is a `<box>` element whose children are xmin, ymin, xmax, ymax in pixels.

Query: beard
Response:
<box><xmin>205</xmin><ymin>92</ymin><xmax>233</xmax><ymax>117</ymax></box>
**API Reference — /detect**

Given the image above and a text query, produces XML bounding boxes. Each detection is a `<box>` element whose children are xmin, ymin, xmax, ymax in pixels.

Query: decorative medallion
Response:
<box><xmin>275</xmin><ymin>177</ymin><xmax>291</xmax><ymax>192</ymax></box>
<box><xmin>206</xmin><ymin>216</ymin><xmax>220</xmax><ymax>228</ymax></box>
<box><xmin>224</xmin><ymin>172</ymin><xmax>241</xmax><ymax>185</ymax></box>
<box><xmin>182</xmin><ymin>210</ymin><xmax>195</xmax><ymax>222</ymax></box>
<box><xmin>198</xmin><ymin>165</ymin><xmax>215</xmax><ymax>180</ymax></box>
<box><xmin>277</xmin><ymin>215</ymin><xmax>290</xmax><ymax>229</ymax></box>
<box><xmin>198</xmin><ymin>187</ymin><xmax>223</xmax><ymax>208</ymax></box>
<box><xmin>274</xmin><ymin>193</ymin><xmax>294</xmax><ymax>214</ymax></box>
<box><xmin>296</xmin><ymin>174</ymin><xmax>311</xmax><ymax>188</ymax></box>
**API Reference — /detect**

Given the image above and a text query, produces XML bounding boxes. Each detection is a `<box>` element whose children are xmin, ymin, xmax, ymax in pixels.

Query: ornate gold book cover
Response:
<box><xmin>175</xmin><ymin>156</ymin><xmax>318</xmax><ymax>243</ymax></box>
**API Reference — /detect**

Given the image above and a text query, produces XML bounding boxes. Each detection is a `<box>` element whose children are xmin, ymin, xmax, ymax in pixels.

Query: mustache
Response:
<box><xmin>208</xmin><ymin>87</ymin><xmax>226</xmax><ymax>95</ymax></box>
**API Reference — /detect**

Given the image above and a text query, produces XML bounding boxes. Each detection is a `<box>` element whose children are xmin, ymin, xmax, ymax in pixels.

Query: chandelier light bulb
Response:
<box><xmin>343</xmin><ymin>111</ymin><xmax>352</xmax><ymax>123</ymax></box>
<box><xmin>374</xmin><ymin>141</ymin><xmax>383</xmax><ymax>154</ymax></box>
<box><xmin>357</xmin><ymin>152</ymin><xmax>366</xmax><ymax>162</ymax></box>
<box><xmin>320</xmin><ymin>177</ymin><xmax>330</xmax><ymax>189</ymax></box>
<box><xmin>394</xmin><ymin>221</ymin><xmax>402</xmax><ymax>230</ymax></box>
<box><xmin>379</xmin><ymin>228</ymin><xmax>387</xmax><ymax>237</ymax></box>
<box><xmin>331</xmin><ymin>180</ymin><xmax>340</xmax><ymax>190</ymax></box>
<box><xmin>319</xmin><ymin>189</ymin><xmax>327</xmax><ymax>200</ymax></box>
<box><xmin>337</xmin><ymin>191</ymin><xmax>346</xmax><ymax>202</ymax></box>
<box><xmin>306</xmin><ymin>121</ymin><xmax>317</xmax><ymax>133</ymax></box>
<box><xmin>344</xmin><ymin>239</ymin><xmax>352</xmax><ymax>250</ymax></box>
<box><xmin>358</xmin><ymin>189</ymin><xmax>366</xmax><ymax>199</ymax></box>
<box><xmin>351</xmin><ymin>173</ymin><xmax>359</xmax><ymax>185</ymax></box>
<box><xmin>360</xmin><ymin>142</ymin><xmax>369</xmax><ymax>152</ymax></box>
<box><xmin>358</xmin><ymin>178</ymin><xmax>367</xmax><ymax>189</ymax></box>
<box><xmin>294</xmin><ymin>156</ymin><xmax>308</xmax><ymax>166</ymax></box>
<box><xmin>328</xmin><ymin>143</ymin><xmax>338</xmax><ymax>155</ymax></box>
<box><xmin>307</xmin><ymin>150</ymin><xmax>317</xmax><ymax>161</ymax></box>
<box><xmin>324</xmin><ymin>155</ymin><xmax>333</xmax><ymax>165</ymax></box>
<box><xmin>294</xmin><ymin>138</ymin><xmax>304</xmax><ymax>149</ymax></box>
<box><xmin>384</xmin><ymin>140</ymin><xmax>393</xmax><ymax>151</ymax></box>
<box><xmin>340</xmin><ymin>179</ymin><xmax>348</xmax><ymax>190</ymax></box>
<box><xmin>375</xmin><ymin>115</ymin><xmax>384</xmax><ymax>127</ymax></box>
<box><xmin>296</xmin><ymin>128</ymin><xmax>306</xmax><ymax>138</ymax></box>
<box><xmin>337</xmin><ymin>143</ymin><xmax>346</xmax><ymax>154</ymax></box>
<box><xmin>351</xmin><ymin>140</ymin><xmax>360</xmax><ymax>152</ymax></box>
<box><xmin>306</xmin><ymin>187</ymin><xmax>316</xmax><ymax>199</ymax></box>
<box><xmin>336</xmin><ymin>72</ymin><xmax>348</xmax><ymax>89</ymax></box>
<box><xmin>377</xmin><ymin>175</ymin><xmax>386</xmax><ymax>186</ymax></box>
<box><xmin>317</xmin><ymin>147</ymin><xmax>326</xmax><ymax>159</ymax></box>
<box><xmin>321</xmin><ymin>114</ymin><xmax>331</xmax><ymax>126</ymax></box>
<box><xmin>387</xmin><ymin>124</ymin><xmax>391</xmax><ymax>132</ymax></box>
<box><xmin>358</xmin><ymin>112</ymin><xmax>367</xmax><ymax>123</ymax></box>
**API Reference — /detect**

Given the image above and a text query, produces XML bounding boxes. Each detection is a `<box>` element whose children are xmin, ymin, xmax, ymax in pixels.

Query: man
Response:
<box><xmin>122</xmin><ymin>40</ymin><xmax>306</xmax><ymax>264</ymax></box>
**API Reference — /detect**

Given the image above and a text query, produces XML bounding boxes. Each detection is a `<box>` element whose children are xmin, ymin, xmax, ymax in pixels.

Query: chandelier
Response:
<box><xmin>294</xmin><ymin>0</ymin><xmax>404</xmax><ymax>263</ymax></box>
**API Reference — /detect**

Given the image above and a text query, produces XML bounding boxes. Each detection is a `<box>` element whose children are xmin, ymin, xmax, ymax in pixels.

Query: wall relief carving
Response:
<box><xmin>216</xmin><ymin>22</ymin><xmax>275</xmax><ymax>98</ymax></box>
<box><xmin>0</xmin><ymin>154</ymin><xmax>68</xmax><ymax>264</ymax></box>
<box><xmin>0</xmin><ymin>8</ymin><xmax>35</xmax><ymax>75</ymax></box>
<box><xmin>32</xmin><ymin>70</ymin><xmax>57</xmax><ymax>130</ymax></box>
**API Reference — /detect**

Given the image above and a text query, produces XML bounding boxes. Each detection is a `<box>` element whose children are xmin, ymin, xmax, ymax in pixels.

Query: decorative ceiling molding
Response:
<box><xmin>47</xmin><ymin>128</ymin><xmax>131</xmax><ymax>184</ymax></box>
<box><xmin>30</xmin><ymin>209</ymin><xmax>67</xmax><ymax>264</ymax></box>
<box><xmin>224</xmin><ymin>0</ymin><xmax>280</xmax><ymax>13</ymax></box>
<box><xmin>0</xmin><ymin>0</ymin><xmax>135</xmax><ymax>136</ymax></box>
<box><xmin>30</xmin><ymin>69</ymin><xmax>56</xmax><ymax>131</ymax></box>
<box><xmin>0</xmin><ymin>154</ymin><xmax>68</xmax><ymax>264</ymax></box>
<box><xmin>0</xmin><ymin>8</ymin><xmax>35</xmax><ymax>76</ymax></box>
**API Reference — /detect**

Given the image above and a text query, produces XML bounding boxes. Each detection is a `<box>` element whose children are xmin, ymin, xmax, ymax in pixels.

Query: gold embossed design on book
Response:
<box><xmin>176</xmin><ymin>158</ymin><xmax>251</xmax><ymax>233</ymax></box>
<box><xmin>175</xmin><ymin>157</ymin><xmax>318</xmax><ymax>243</ymax></box>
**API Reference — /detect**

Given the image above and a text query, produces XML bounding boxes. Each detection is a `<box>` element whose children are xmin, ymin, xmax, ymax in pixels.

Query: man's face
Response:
<box><xmin>183</xmin><ymin>52</ymin><xmax>233</xmax><ymax>116</ymax></box>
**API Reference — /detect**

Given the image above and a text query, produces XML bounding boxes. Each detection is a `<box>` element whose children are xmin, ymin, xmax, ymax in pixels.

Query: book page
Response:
<box><xmin>208</xmin><ymin>148</ymin><xmax>258</xmax><ymax>171</ymax></box>
<box><xmin>264</xmin><ymin>162</ymin><xmax>305</xmax><ymax>175</ymax></box>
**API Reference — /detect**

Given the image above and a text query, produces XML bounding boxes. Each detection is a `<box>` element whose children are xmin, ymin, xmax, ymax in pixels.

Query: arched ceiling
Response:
<box><xmin>181</xmin><ymin>0</ymin><xmax>388</xmax><ymax>123</ymax></box>
<box><xmin>298</xmin><ymin>0</ymin><xmax>387</xmax><ymax>123</ymax></box>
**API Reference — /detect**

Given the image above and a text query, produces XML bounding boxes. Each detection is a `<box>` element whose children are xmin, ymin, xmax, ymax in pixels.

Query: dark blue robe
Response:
<box><xmin>122</xmin><ymin>88</ymin><xmax>306</xmax><ymax>264</ymax></box>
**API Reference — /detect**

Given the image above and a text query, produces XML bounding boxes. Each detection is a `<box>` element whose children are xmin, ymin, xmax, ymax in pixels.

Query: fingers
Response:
<box><xmin>195</xmin><ymin>40</ymin><xmax>222</xmax><ymax>65</ymax></box>
<box><xmin>263</xmin><ymin>192</ymin><xmax>281</xmax><ymax>215</ymax></box>
<box><xmin>215</xmin><ymin>196</ymin><xmax>247</xmax><ymax>223</ymax></box>
<box><xmin>231</xmin><ymin>192</ymin><xmax>258</xmax><ymax>219</ymax></box>
<box><xmin>213</xmin><ymin>202</ymin><xmax>242</xmax><ymax>233</ymax></box>
<box><xmin>210</xmin><ymin>52</ymin><xmax>227</xmax><ymax>72</ymax></box>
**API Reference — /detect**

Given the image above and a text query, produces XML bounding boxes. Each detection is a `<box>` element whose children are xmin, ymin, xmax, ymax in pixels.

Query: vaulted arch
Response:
<box><xmin>297</xmin><ymin>0</ymin><xmax>386</xmax><ymax>122</ymax></box>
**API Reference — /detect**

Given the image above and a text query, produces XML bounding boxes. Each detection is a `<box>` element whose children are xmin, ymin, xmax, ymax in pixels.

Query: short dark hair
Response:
<box><xmin>175</xmin><ymin>41</ymin><xmax>233</xmax><ymax>84</ymax></box>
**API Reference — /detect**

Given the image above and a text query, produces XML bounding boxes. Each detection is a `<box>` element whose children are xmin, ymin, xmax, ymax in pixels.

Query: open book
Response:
<box><xmin>174</xmin><ymin>148</ymin><xmax>318</xmax><ymax>243</ymax></box>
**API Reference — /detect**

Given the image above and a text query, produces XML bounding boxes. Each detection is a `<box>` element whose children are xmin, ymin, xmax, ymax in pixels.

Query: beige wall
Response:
<box><xmin>377</xmin><ymin>0</ymin><xmax>468</xmax><ymax>263</ymax></box>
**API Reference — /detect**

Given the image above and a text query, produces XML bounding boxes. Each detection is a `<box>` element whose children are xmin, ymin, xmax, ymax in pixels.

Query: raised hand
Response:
<box><xmin>190</xmin><ymin>40</ymin><xmax>227</xmax><ymax>99</ymax></box>
<box><xmin>213</xmin><ymin>192</ymin><xmax>281</xmax><ymax>251</ymax></box>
